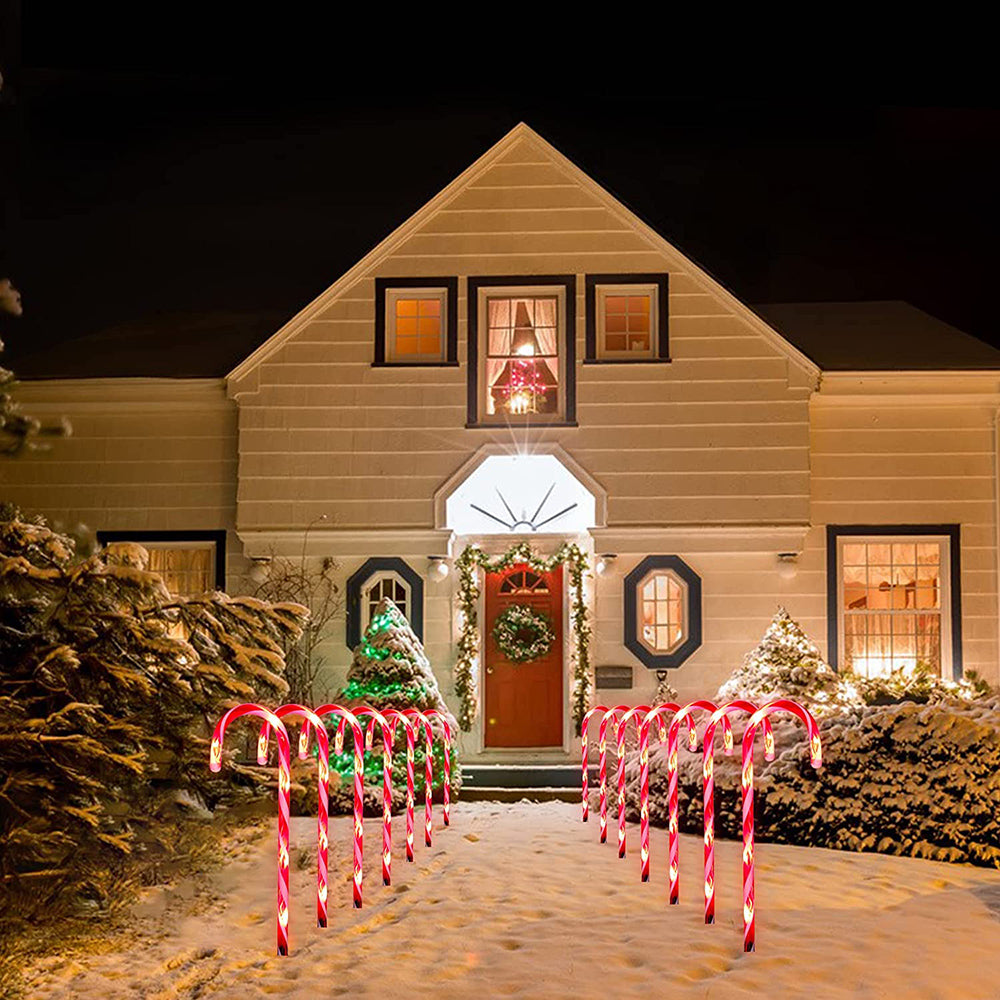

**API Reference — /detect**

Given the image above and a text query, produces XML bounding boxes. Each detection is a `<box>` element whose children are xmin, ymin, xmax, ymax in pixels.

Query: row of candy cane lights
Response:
<box><xmin>581</xmin><ymin>699</ymin><xmax>822</xmax><ymax>952</ymax></box>
<box><xmin>209</xmin><ymin>702</ymin><xmax>452</xmax><ymax>956</ymax></box>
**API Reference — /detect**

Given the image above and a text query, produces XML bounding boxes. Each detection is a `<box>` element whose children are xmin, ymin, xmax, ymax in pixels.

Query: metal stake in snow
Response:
<box><xmin>354</xmin><ymin>707</ymin><xmax>395</xmax><ymax>886</ymax></box>
<box><xmin>614</xmin><ymin>705</ymin><xmax>650</xmax><ymax>859</ymax></box>
<box><xmin>741</xmin><ymin>699</ymin><xmax>822</xmax><ymax>952</ymax></box>
<box><xmin>422</xmin><ymin>708</ymin><xmax>453</xmax><ymax>827</ymax></box>
<box><xmin>210</xmin><ymin>704</ymin><xmax>292</xmax><ymax>956</ymax></box>
<box><xmin>700</xmin><ymin>701</ymin><xmax>773</xmax><ymax>925</ymax></box>
<box><xmin>579</xmin><ymin>705</ymin><xmax>610</xmax><ymax>823</ymax></box>
<box><xmin>382</xmin><ymin>709</ymin><xmax>418</xmax><ymax>861</ymax></box>
<box><xmin>402</xmin><ymin>708</ymin><xmax>436</xmax><ymax>846</ymax></box>
<box><xmin>258</xmin><ymin>704</ymin><xmax>331</xmax><ymax>927</ymax></box>
<box><xmin>314</xmin><ymin>704</ymin><xmax>366</xmax><ymax>907</ymax></box>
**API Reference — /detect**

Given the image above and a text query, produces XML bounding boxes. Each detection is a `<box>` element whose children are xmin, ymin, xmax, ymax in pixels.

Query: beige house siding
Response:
<box><xmin>0</xmin><ymin>378</ymin><xmax>245</xmax><ymax>585</ymax></box>
<box><xmin>233</xmin><ymin>132</ymin><xmax>813</xmax><ymax>534</ymax></box>
<box><xmin>808</xmin><ymin>374</ymin><xmax>1000</xmax><ymax>687</ymax></box>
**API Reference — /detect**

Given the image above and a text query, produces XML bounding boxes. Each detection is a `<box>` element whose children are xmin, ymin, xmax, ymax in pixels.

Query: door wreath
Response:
<box><xmin>492</xmin><ymin>603</ymin><xmax>555</xmax><ymax>663</ymax></box>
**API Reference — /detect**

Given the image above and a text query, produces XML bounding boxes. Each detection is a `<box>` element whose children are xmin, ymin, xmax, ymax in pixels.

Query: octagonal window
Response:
<box><xmin>623</xmin><ymin>555</ymin><xmax>702</xmax><ymax>669</ymax></box>
<box><xmin>638</xmin><ymin>570</ymin><xmax>687</xmax><ymax>654</ymax></box>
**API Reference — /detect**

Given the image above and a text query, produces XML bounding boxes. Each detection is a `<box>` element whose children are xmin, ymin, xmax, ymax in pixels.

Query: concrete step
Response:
<box><xmin>462</xmin><ymin>763</ymin><xmax>595</xmax><ymax>791</ymax></box>
<box><xmin>461</xmin><ymin>786</ymin><xmax>581</xmax><ymax>803</ymax></box>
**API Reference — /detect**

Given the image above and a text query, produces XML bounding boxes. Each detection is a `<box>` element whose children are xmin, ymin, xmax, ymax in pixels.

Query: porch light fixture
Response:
<box><xmin>427</xmin><ymin>556</ymin><xmax>450</xmax><ymax>582</ymax></box>
<box><xmin>595</xmin><ymin>553</ymin><xmax>618</xmax><ymax>576</ymax></box>
<box><xmin>248</xmin><ymin>557</ymin><xmax>272</xmax><ymax>584</ymax></box>
<box><xmin>776</xmin><ymin>552</ymin><xmax>799</xmax><ymax>580</ymax></box>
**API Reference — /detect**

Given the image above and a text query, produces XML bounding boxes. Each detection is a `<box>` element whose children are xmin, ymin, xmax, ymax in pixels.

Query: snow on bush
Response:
<box><xmin>621</xmin><ymin>608</ymin><xmax>1000</xmax><ymax>868</ymax></box>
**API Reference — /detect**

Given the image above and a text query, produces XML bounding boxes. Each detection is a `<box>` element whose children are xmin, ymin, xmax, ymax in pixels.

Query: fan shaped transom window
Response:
<box><xmin>499</xmin><ymin>569</ymin><xmax>549</xmax><ymax>595</ymax></box>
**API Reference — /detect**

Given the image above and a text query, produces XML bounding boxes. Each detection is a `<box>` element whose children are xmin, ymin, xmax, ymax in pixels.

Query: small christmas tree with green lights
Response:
<box><xmin>717</xmin><ymin>606</ymin><xmax>862</xmax><ymax>716</ymax></box>
<box><xmin>334</xmin><ymin>598</ymin><xmax>459</xmax><ymax>807</ymax></box>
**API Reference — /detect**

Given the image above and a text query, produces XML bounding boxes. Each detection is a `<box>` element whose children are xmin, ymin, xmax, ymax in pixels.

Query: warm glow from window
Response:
<box><xmin>485</xmin><ymin>296</ymin><xmax>559</xmax><ymax>416</ymax></box>
<box><xmin>604</xmin><ymin>294</ymin><xmax>651</xmax><ymax>353</ymax></box>
<box><xmin>393</xmin><ymin>297</ymin><xmax>443</xmax><ymax>357</ymax></box>
<box><xmin>639</xmin><ymin>571</ymin><xmax>686</xmax><ymax>653</ymax></box>
<box><xmin>366</xmin><ymin>574</ymin><xmax>409</xmax><ymax>624</ymax></box>
<box><xmin>146</xmin><ymin>545</ymin><xmax>214</xmax><ymax>597</ymax></box>
<box><xmin>842</xmin><ymin>539</ymin><xmax>943</xmax><ymax>677</ymax></box>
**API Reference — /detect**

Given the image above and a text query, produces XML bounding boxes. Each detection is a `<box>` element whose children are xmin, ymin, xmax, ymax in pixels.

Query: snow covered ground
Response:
<box><xmin>24</xmin><ymin>800</ymin><xmax>1000</xmax><ymax>999</ymax></box>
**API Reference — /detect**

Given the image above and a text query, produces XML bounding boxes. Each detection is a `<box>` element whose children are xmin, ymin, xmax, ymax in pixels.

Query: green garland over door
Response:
<box><xmin>454</xmin><ymin>541</ymin><xmax>592</xmax><ymax>734</ymax></box>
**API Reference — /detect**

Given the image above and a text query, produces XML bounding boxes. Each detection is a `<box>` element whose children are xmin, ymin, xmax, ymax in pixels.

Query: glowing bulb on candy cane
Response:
<box><xmin>259</xmin><ymin>704</ymin><xmax>332</xmax><ymax>928</ymax></box>
<box><xmin>699</xmin><ymin>701</ymin><xmax>773</xmax><ymax>926</ymax></box>
<box><xmin>211</xmin><ymin>704</ymin><xmax>292</xmax><ymax>956</ymax></box>
<box><xmin>383</xmin><ymin>710</ymin><xmax>418</xmax><ymax>861</ymax></box>
<box><xmin>314</xmin><ymin>705</ymin><xmax>365</xmax><ymax>908</ymax></box>
<box><xmin>740</xmin><ymin>699</ymin><xmax>821</xmax><ymax>952</ymax></box>
<box><xmin>402</xmin><ymin>708</ymin><xmax>436</xmax><ymax>847</ymax></box>
<box><xmin>422</xmin><ymin>709</ymin><xmax>453</xmax><ymax>826</ymax></box>
<box><xmin>614</xmin><ymin>706</ymin><xmax>650</xmax><ymax>859</ymax></box>
<box><xmin>579</xmin><ymin>706</ymin><xmax>610</xmax><ymax>823</ymax></box>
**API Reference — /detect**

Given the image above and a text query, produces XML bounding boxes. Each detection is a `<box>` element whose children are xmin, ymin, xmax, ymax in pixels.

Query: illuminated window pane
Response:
<box><xmin>639</xmin><ymin>571</ymin><xmax>686</xmax><ymax>653</ymax></box>
<box><xmin>486</xmin><ymin>295</ymin><xmax>560</xmax><ymax>416</ymax></box>
<box><xmin>388</xmin><ymin>293</ymin><xmax>445</xmax><ymax>361</ymax></box>
<box><xmin>841</xmin><ymin>537</ymin><xmax>945</xmax><ymax>678</ymax></box>
<box><xmin>600</xmin><ymin>288</ymin><xmax>655</xmax><ymax>357</ymax></box>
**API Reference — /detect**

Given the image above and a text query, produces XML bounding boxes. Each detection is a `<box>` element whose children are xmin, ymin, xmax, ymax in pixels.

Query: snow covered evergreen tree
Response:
<box><xmin>0</xmin><ymin>507</ymin><xmax>308</xmax><ymax>925</ymax></box>
<box><xmin>335</xmin><ymin>597</ymin><xmax>459</xmax><ymax>806</ymax></box>
<box><xmin>717</xmin><ymin>606</ymin><xmax>862</xmax><ymax>715</ymax></box>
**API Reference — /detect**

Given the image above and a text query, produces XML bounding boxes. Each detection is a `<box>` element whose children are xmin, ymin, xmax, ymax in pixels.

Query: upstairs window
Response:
<box><xmin>467</xmin><ymin>276</ymin><xmax>576</xmax><ymax>426</ymax></box>
<box><xmin>585</xmin><ymin>273</ymin><xmax>669</xmax><ymax>363</ymax></box>
<box><xmin>374</xmin><ymin>277</ymin><xmax>458</xmax><ymax>366</ymax></box>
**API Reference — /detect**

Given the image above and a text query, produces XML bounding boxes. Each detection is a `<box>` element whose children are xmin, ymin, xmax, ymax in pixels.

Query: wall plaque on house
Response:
<box><xmin>595</xmin><ymin>664</ymin><xmax>633</xmax><ymax>689</ymax></box>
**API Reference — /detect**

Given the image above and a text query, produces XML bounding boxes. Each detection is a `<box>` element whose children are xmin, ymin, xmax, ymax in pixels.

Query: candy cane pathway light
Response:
<box><xmin>580</xmin><ymin>705</ymin><xmax>610</xmax><ymax>823</ymax></box>
<box><xmin>614</xmin><ymin>705</ymin><xmax>650</xmax><ymax>859</ymax></box>
<box><xmin>354</xmin><ymin>707</ymin><xmax>395</xmax><ymax>885</ymax></box>
<box><xmin>210</xmin><ymin>704</ymin><xmax>293</xmax><ymax>956</ymax></box>
<box><xmin>314</xmin><ymin>704</ymin><xmax>366</xmax><ymax>907</ymax></box>
<box><xmin>258</xmin><ymin>704</ymin><xmax>331</xmax><ymax>927</ymax></box>
<box><xmin>664</xmin><ymin>701</ymin><xmax>725</xmax><ymax>905</ymax></box>
<box><xmin>635</xmin><ymin>703</ymin><xmax>684</xmax><ymax>883</ymax></box>
<box><xmin>596</xmin><ymin>705</ymin><xmax>630</xmax><ymax>844</ymax></box>
<box><xmin>402</xmin><ymin>708</ymin><xmax>436</xmax><ymax>846</ymax></box>
<box><xmin>700</xmin><ymin>701</ymin><xmax>774</xmax><ymax>925</ymax></box>
<box><xmin>422</xmin><ymin>708</ymin><xmax>453</xmax><ymax>827</ymax></box>
<box><xmin>382</xmin><ymin>709</ymin><xmax>418</xmax><ymax>861</ymax></box>
<box><xmin>741</xmin><ymin>699</ymin><xmax>822</xmax><ymax>952</ymax></box>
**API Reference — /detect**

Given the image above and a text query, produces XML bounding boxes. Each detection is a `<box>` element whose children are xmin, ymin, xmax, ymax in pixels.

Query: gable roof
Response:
<box><xmin>227</xmin><ymin>122</ymin><xmax>820</xmax><ymax>391</ymax></box>
<box><xmin>754</xmin><ymin>300</ymin><xmax>1000</xmax><ymax>371</ymax></box>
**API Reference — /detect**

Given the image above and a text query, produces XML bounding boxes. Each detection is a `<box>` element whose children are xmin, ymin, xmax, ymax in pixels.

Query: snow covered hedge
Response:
<box><xmin>621</xmin><ymin>609</ymin><xmax>1000</xmax><ymax>868</ymax></box>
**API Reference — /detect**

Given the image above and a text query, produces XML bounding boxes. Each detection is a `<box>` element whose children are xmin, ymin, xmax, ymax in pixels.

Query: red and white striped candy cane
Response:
<box><xmin>741</xmin><ymin>700</ymin><xmax>822</xmax><ymax>952</ymax></box>
<box><xmin>615</xmin><ymin>705</ymin><xmax>650</xmax><ymax>859</ymax></box>
<box><xmin>597</xmin><ymin>706</ymin><xmax>629</xmax><ymax>844</ymax></box>
<box><xmin>423</xmin><ymin>709</ymin><xmax>452</xmax><ymax>826</ymax></box>
<box><xmin>315</xmin><ymin>704</ymin><xmax>365</xmax><ymax>907</ymax></box>
<box><xmin>259</xmin><ymin>705</ymin><xmax>331</xmax><ymax>927</ymax></box>
<box><xmin>636</xmin><ymin>703</ymin><xmax>685</xmax><ymax>883</ymax></box>
<box><xmin>402</xmin><ymin>708</ymin><xmax>435</xmax><ymax>846</ymax></box>
<box><xmin>580</xmin><ymin>706</ymin><xmax>609</xmax><ymax>823</ymax></box>
<box><xmin>353</xmin><ymin>707</ymin><xmax>394</xmax><ymax>886</ymax></box>
<box><xmin>700</xmin><ymin>701</ymin><xmax>769</xmax><ymax>925</ymax></box>
<box><xmin>211</xmin><ymin>704</ymin><xmax>292</xmax><ymax>956</ymax></box>
<box><xmin>664</xmin><ymin>701</ymin><xmax>720</xmax><ymax>904</ymax></box>
<box><xmin>383</xmin><ymin>710</ymin><xmax>417</xmax><ymax>861</ymax></box>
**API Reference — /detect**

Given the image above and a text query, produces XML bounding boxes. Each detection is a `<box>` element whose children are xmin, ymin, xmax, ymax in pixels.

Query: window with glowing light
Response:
<box><xmin>96</xmin><ymin>530</ymin><xmax>224</xmax><ymax>595</ymax></box>
<box><xmin>838</xmin><ymin>536</ymin><xmax>949</xmax><ymax>678</ymax></box>
<box><xmin>374</xmin><ymin>278</ymin><xmax>457</xmax><ymax>366</ymax></box>
<box><xmin>638</xmin><ymin>570</ymin><xmax>686</xmax><ymax>654</ymax></box>
<box><xmin>584</xmin><ymin>274</ymin><xmax>669</xmax><ymax>363</ymax></box>
<box><xmin>364</xmin><ymin>573</ymin><xmax>410</xmax><ymax>630</ymax></box>
<box><xmin>468</xmin><ymin>277</ymin><xmax>574</xmax><ymax>426</ymax></box>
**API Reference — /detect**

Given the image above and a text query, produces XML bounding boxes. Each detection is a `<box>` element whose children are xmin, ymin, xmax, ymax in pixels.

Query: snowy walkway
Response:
<box><xmin>24</xmin><ymin>800</ymin><xmax>1000</xmax><ymax>999</ymax></box>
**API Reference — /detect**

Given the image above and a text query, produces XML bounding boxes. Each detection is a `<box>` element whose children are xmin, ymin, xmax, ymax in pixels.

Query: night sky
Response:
<box><xmin>2</xmin><ymin>21</ymin><xmax>999</xmax><ymax>373</ymax></box>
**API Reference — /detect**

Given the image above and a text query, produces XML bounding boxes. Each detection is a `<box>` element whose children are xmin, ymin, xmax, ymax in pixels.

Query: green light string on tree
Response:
<box><xmin>454</xmin><ymin>541</ymin><xmax>592</xmax><ymax>734</ymax></box>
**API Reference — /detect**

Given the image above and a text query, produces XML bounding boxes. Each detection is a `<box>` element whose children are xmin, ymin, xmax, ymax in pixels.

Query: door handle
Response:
<box><xmin>486</xmin><ymin>667</ymin><xmax>494</xmax><ymax>674</ymax></box>
<box><xmin>488</xmin><ymin>717</ymin><xmax>497</xmax><ymax>726</ymax></box>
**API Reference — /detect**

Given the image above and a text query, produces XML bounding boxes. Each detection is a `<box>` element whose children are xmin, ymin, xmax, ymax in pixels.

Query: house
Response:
<box><xmin>6</xmin><ymin>123</ymin><xmax>1000</xmax><ymax>768</ymax></box>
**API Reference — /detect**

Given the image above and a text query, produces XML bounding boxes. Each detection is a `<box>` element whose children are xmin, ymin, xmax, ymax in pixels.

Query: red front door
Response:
<box><xmin>484</xmin><ymin>563</ymin><xmax>563</xmax><ymax>747</ymax></box>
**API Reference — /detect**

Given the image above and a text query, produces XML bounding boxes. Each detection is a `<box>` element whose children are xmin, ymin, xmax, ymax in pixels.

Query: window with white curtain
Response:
<box><xmin>477</xmin><ymin>284</ymin><xmax>566</xmax><ymax>422</ymax></box>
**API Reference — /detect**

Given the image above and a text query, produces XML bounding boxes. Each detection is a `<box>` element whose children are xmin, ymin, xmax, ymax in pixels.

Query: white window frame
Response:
<box><xmin>595</xmin><ymin>283</ymin><xmax>658</xmax><ymax>360</ymax></box>
<box><xmin>835</xmin><ymin>533</ymin><xmax>954</xmax><ymax>680</ymax></box>
<box><xmin>476</xmin><ymin>283</ymin><xmax>568</xmax><ymax>424</ymax></box>
<box><xmin>362</xmin><ymin>570</ymin><xmax>412</xmax><ymax>631</ymax></box>
<box><xmin>384</xmin><ymin>287</ymin><xmax>448</xmax><ymax>363</ymax></box>
<box><xmin>635</xmin><ymin>567</ymin><xmax>688</xmax><ymax>656</ymax></box>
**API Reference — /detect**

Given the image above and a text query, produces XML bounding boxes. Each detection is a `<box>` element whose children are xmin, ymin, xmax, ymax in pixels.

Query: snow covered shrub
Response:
<box><xmin>853</xmin><ymin>662</ymin><xmax>993</xmax><ymax>706</ymax></box>
<box><xmin>327</xmin><ymin>597</ymin><xmax>460</xmax><ymax>815</ymax></box>
<box><xmin>0</xmin><ymin>508</ymin><xmax>308</xmax><ymax>924</ymax></box>
<box><xmin>717</xmin><ymin>607</ymin><xmax>863</xmax><ymax>716</ymax></box>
